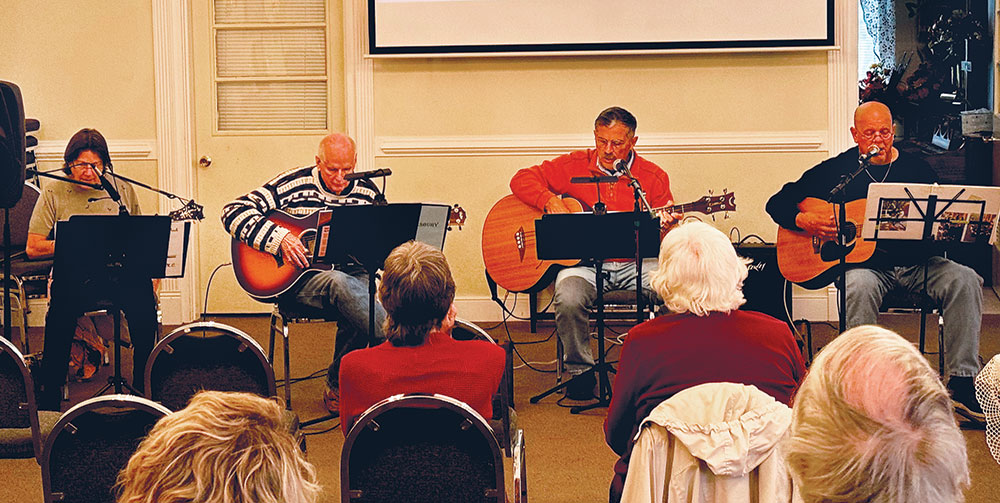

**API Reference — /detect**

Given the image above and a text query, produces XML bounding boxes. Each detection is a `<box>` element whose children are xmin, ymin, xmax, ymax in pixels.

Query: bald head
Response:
<box><xmin>318</xmin><ymin>133</ymin><xmax>356</xmax><ymax>163</ymax></box>
<box><xmin>315</xmin><ymin>133</ymin><xmax>357</xmax><ymax>193</ymax></box>
<box><xmin>851</xmin><ymin>101</ymin><xmax>895</xmax><ymax>165</ymax></box>
<box><xmin>854</xmin><ymin>101</ymin><xmax>892</xmax><ymax>126</ymax></box>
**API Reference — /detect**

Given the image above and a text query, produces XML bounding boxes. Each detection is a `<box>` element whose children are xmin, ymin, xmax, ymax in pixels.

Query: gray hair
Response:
<box><xmin>785</xmin><ymin>325</ymin><xmax>969</xmax><ymax>503</ymax></box>
<box><xmin>648</xmin><ymin>220</ymin><xmax>749</xmax><ymax>315</ymax></box>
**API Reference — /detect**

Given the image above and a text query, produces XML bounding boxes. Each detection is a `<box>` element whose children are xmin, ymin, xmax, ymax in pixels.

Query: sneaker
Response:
<box><xmin>948</xmin><ymin>376</ymin><xmax>985</xmax><ymax>424</ymax></box>
<box><xmin>565</xmin><ymin>371</ymin><xmax>596</xmax><ymax>401</ymax></box>
<box><xmin>323</xmin><ymin>387</ymin><xmax>340</xmax><ymax>414</ymax></box>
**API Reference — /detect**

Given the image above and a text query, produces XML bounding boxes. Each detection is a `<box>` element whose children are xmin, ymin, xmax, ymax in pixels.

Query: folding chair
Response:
<box><xmin>0</xmin><ymin>335</ymin><xmax>59</xmax><ymax>461</ymax></box>
<box><xmin>341</xmin><ymin>394</ymin><xmax>526</xmax><ymax>503</ymax></box>
<box><xmin>40</xmin><ymin>394</ymin><xmax>170</xmax><ymax>503</ymax></box>
<box><xmin>450</xmin><ymin>318</ymin><xmax>516</xmax><ymax>456</ymax></box>
<box><xmin>146</xmin><ymin>321</ymin><xmax>302</xmax><ymax>449</ymax></box>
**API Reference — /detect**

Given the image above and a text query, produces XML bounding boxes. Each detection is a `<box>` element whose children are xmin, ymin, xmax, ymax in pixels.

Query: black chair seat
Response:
<box><xmin>5</xmin><ymin>257</ymin><xmax>52</xmax><ymax>279</ymax></box>
<box><xmin>880</xmin><ymin>288</ymin><xmax>937</xmax><ymax>312</ymax></box>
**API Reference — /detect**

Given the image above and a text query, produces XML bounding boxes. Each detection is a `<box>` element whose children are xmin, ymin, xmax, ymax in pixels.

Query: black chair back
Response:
<box><xmin>449</xmin><ymin>318</ymin><xmax>514</xmax><ymax>455</ymax></box>
<box><xmin>342</xmin><ymin>394</ymin><xmax>505</xmax><ymax>503</ymax></box>
<box><xmin>0</xmin><ymin>182</ymin><xmax>40</xmax><ymax>250</ymax></box>
<box><xmin>40</xmin><ymin>395</ymin><xmax>170</xmax><ymax>503</ymax></box>
<box><xmin>0</xmin><ymin>335</ymin><xmax>40</xmax><ymax>458</ymax></box>
<box><xmin>146</xmin><ymin>321</ymin><xmax>275</xmax><ymax>410</ymax></box>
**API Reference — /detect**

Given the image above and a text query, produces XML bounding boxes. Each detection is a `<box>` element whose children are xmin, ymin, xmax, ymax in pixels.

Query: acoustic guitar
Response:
<box><xmin>233</xmin><ymin>204</ymin><xmax>467</xmax><ymax>301</ymax></box>
<box><xmin>775</xmin><ymin>197</ymin><xmax>874</xmax><ymax>289</ymax></box>
<box><xmin>482</xmin><ymin>192</ymin><xmax>736</xmax><ymax>292</ymax></box>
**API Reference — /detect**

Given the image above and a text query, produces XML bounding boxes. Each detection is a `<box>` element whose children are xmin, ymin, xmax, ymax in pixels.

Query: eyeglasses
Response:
<box><xmin>860</xmin><ymin>128</ymin><xmax>893</xmax><ymax>140</ymax></box>
<box><xmin>68</xmin><ymin>161</ymin><xmax>104</xmax><ymax>172</ymax></box>
<box><xmin>595</xmin><ymin>136</ymin><xmax>632</xmax><ymax>149</ymax></box>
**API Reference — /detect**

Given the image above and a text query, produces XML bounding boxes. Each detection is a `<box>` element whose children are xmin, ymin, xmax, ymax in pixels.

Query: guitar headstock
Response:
<box><xmin>695</xmin><ymin>190</ymin><xmax>736</xmax><ymax>220</ymax></box>
<box><xmin>448</xmin><ymin>204</ymin><xmax>467</xmax><ymax>231</ymax></box>
<box><xmin>168</xmin><ymin>199</ymin><xmax>205</xmax><ymax>222</ymax></box>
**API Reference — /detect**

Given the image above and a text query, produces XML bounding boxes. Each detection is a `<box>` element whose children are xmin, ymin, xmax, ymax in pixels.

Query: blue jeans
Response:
<box><xmin>553</xmin><ymin>259</ymin><xmax>658</xmax><ymax>374</ymax></box>
<box><xmin>845</xmin><ymin>256</ymin><xmax>983</xmax><ymax>377</ymax></box>
<box><xmin>287</xmin><ymin>268</ymin><xmax>386</xmax><ymax>389</ymax></box>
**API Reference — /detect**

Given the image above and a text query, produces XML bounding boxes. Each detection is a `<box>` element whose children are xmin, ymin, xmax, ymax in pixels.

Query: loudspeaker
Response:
<box><xmin>735</xmin><ymin>242</ymin><xmax>791</xmax><ymax>326</ymax></box>
<box><xmin>0</xmin><ymin>81</ymin><xmax>25</xmax><ymax>209</ymax></box>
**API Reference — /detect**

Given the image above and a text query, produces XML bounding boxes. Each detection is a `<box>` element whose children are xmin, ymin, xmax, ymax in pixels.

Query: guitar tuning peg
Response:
<box><xmin>708</xmin><ymin>189</ymin><xmax>714</xmax><ymax>195</ymax></box>
<box><xmin>711</xmin><ymin>214</ymin><xmax>717</xmax><ymax>221</ymax></box>
<box><xmin>724</xmin><ymin>212</ymin><xmax>731</xmax><ymax>219</ymax></box>
<box><xmin>723</xmin><ymin>188</ymin><xmax>729</xmax><ymax>194</ymax></box>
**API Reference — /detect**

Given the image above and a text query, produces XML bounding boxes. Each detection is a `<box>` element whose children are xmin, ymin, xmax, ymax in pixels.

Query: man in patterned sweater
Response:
<box><xmin>222</xmin><ymin>133</ymin><xmax>386</xmax><ymax>413</ymax></box>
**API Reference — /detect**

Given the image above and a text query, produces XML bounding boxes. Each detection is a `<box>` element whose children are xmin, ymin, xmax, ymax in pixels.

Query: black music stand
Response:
<box><xmin>54</xmin><ymin>215</ymin><xmax>171</xmax><ymax>396</ymax></box>
<box><xmin>306</xmin><ymin>203</ymin><xmax>451</xmax><ymax>425</ymax></box>
<box><xmin>864</xmin><ymin>186</ymin><xmax>994</xmax><ymax>340</ymax></box>
<box><xmin>528</xmin><ymin>211</ymin><xmax>659</xmax><ymax>413</ymax></box>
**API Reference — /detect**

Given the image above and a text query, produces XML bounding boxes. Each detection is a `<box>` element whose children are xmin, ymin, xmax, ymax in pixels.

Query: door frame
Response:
<box><xmin>152</xmin><ymin>0</ymin><xmax>198</xmax><ymax>324</ymax></box>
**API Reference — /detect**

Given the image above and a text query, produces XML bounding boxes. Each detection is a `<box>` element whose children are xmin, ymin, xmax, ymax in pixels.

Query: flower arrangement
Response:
<box><xmin>858</xmin><ymin>56</ymin><xmax>909</xmax><ymax>108</ymax></box>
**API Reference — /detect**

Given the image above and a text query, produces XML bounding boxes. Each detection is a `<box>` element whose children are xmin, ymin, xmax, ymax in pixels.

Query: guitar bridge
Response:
<box><xmin>515</xmin><ymin>226</ymin><xmax>526</xmax><ymax>262</ymax></box>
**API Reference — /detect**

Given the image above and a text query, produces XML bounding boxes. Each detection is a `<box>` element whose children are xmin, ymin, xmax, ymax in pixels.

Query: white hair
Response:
<box><xmin>648</xmin><ymin>220</ymin><xmax>749</xmax><ymax>316</ymax></box>
<box><xmin>785</xmin><ymin>325</ymin><xmax>969</xmax><ymax>503</ymax></box>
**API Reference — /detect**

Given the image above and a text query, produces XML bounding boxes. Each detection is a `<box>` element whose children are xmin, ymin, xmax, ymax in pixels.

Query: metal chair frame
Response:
<box><xmin>0</xmin><ymin>335</ymin><xmax>51</xmax><ymax>461</ymax></box>
<box><xmin>341</xmin><ymin>393</ymin><xmax>526</xmax><ymax>503</ymax></box>
<box><xmin>268</xmin><ymin>303</ymin><xmax>331</xmax><ymax>409</ymax></box>
<box><xmin>40</xmin><ymin>394</ymin><xmax>170</xmax><ymax>503</ymax></box>
<box><xmin>146</xmin><ymin>321</ymin><xmax>276</xmax><ymax>405</ymax></box>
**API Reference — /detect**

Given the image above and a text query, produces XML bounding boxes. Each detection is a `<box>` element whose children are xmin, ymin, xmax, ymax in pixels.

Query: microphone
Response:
<box><xmin>98</xmin><ymin>173</ymin><xmax>121</xmax><ymax>202</ymax></box>
<box><xmin>858</xmin><ymin>145</ymin><xmax>881</xmax><ymax>163</ymax></box>
<box><xmin>344</xmin><ymin>168</ymin><xmax>392</xmax><ymax>181</ymax></box>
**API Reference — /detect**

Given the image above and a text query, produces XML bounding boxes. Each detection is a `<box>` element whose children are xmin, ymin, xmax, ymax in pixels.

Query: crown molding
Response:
<box><xmin>378</xmin><ymin>131</ymin><xmax>827</xmax><ymax>157</ymax></box>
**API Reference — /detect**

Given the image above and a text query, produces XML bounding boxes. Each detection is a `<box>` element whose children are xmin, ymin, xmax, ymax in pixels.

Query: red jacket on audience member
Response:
<box><xmin>605</xmin><ymin>310</ymin><xmax>806</xmax><ymax>502</ymax></box>
<box><xmin>339</xmin><ymin>331</ymin><xmax>506</xmax><ymax>434</ymax></box>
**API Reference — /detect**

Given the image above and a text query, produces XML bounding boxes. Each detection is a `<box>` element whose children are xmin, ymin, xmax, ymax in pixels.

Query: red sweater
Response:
<box><xmin>339</xmin><ymin>331</ymin><xmax>506</xmax><ymax>434</ymax></box>
<box><xmin>604</xmin><ymin>310</ymin><xmax>806</xmax><ymax>502</ymax></box>
<box><xmin>510</xmin><ymin>149</ymin><xmax>673</xmax><ymax>213</ymax></box>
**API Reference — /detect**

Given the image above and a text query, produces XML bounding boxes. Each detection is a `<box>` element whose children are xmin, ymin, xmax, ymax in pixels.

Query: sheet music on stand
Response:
<box><xmin>862</xmin><ymin>183</ymin><xmax>1000</xmax><ymax>245</ymax></box>
<box><xmin>311</xmin><ymin>202</ymin><xmax>452</xmax><ymax>265</ymax></box>
<box><xmin>165</xmin><ymin>221</ymin><xmax>191</xmax><ymax>278</ymax></box>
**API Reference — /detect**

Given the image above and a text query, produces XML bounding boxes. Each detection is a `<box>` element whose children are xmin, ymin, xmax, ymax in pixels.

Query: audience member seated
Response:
<box><xmin>785</xmin><ymin>325</ymin><xmax>969</xmax><ymax>503</ymax></box>
<box><xmin>115</xmin><ymin>391</ymin><xmax>320</xmax><ymax>503</ymax></box>
<box><xmin>338</xmin><ymin>241</ymin><xmax>506</xmax><ymax>434</ymax></box>
<box><xmin>604</xmin><ymin>220</ymin><xmax>806</xmax><ymax>503</ymax></box>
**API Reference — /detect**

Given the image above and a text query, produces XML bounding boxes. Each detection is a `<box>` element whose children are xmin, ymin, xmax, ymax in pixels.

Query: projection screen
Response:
<box><xmin>370</xmin><ymin>0</ymin><xmax>834</xmax><ymax>56</ymax></box>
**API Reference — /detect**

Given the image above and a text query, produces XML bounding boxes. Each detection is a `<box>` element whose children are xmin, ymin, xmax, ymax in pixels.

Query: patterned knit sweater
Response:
<box><xmin>222</xmin><ymin>165</ymin><xmax>379</xmax><ymax>255</ymax></box>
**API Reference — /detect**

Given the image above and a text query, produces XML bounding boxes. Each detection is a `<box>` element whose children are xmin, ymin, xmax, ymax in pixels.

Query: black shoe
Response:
<box><xmin>948</xmin><ymin>376</ymin><xmax>985</xmax><ymax>424</ymax></box>
<box><xmin>565</xmin><ymin>371</ymin><xmax>596</xmax><ymax>400</ymax></box>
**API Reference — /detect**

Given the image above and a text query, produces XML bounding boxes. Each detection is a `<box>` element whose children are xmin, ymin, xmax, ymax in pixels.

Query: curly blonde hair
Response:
<box><xmin>116</xmin><ymin>391</ymin><xmax>320</xmax><ymax>503</ymax></box>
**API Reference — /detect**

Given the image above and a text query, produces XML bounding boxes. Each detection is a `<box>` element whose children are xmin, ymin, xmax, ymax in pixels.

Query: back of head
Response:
<box><xmin>648</xmin><ymin>220</ymin><xmax>749</xmax><ymax>316</ymax></box>
<box><xmin>116</xmin><ymin>390</ymin><xmax>319</xmax><ymax>503</ymax></box>
<box><xmin>379</xmin><ymin>240</ymin><xmax>455</xmax><ymax>347</ymax></box>
<box><xmin>63</xmin><ymin>128</ymin><xmax>112</xmax><ymax>174</ymax></box>
<box><xmin>786</xmin><ymin>325</ymin><xmax>969</xmax><ymax>503</ymax></box>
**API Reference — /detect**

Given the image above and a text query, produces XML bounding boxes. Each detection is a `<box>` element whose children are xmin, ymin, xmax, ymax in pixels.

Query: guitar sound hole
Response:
<box><xmin>841</xmin><ymin>222</ymin><xmax>857</xmax><ymax>243</ymax></box>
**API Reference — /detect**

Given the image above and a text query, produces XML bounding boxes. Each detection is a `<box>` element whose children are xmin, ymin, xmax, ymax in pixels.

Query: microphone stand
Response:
<box><xmin>616</xmin><ymin>162</ymin><xmax>654</xmax><ymax>325</ymax></box>
<box><xmin>827</xmin><ymin>151</ymin><xmax>876</xmax><ymax>331</ymax></box>
<box><xmin>105</xmin><ymin>170</ymin><xmax>204</xmax><ymax>220</ymax></box>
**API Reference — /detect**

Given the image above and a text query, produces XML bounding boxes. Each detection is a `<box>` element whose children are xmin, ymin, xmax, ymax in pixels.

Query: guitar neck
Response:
<box><xmin>654</xmin><ymin>201</ymin><xmax>698</xmax><ymax>214</ymax></box>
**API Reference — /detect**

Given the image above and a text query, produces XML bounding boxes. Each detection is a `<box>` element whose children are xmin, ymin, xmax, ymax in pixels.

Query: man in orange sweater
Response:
<box><xmin>510</xmin><ymin>106</ymin><xmax>680</xmax><ymax>400</ymax></box>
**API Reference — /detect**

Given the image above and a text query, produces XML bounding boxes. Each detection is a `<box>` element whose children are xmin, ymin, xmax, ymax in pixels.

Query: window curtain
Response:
<box><xmin>860</xmin><ymin>0</ymin><xmax>895</xmax><ymax>64</ymax></box>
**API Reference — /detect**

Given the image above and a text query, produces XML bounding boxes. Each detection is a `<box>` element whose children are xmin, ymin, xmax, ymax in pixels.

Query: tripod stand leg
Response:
<box><xmin>93</xmin><ymin>309</ymin><xmax>140</xmax><ymax>397</ymax></box>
